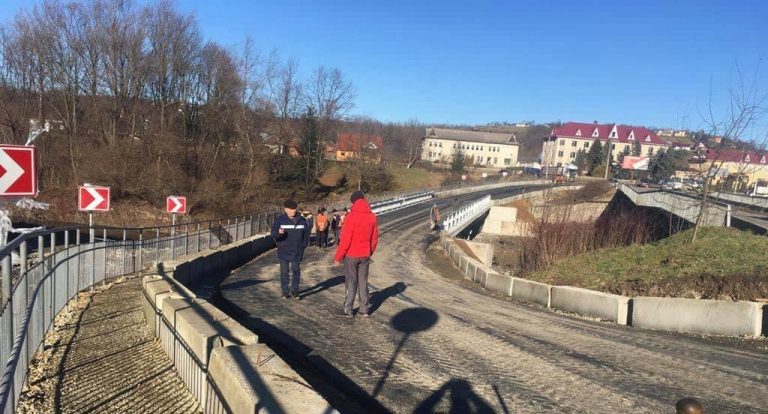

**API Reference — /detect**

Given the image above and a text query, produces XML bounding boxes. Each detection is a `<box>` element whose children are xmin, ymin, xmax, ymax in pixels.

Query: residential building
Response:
<box><xmin>696</xmin><ymin>149</ymin><xmax>768</xmax><ymax>191</ymax></box>
<box><xmin>421</xmin><ymin>127</ymin><xmax>520</xmax><ymax>168</ymax></box>
<box><xmin>542</xmin><ymin>122</ymin><xmax>668</xmax><ymax>168</ymax></box>
<box><xmin>336</xmin><ymin>132</ymin><xmax>383</xmax><ymax>163</ymax></box>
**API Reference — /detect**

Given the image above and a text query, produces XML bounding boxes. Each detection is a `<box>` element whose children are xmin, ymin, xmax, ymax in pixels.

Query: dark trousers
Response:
<box><xmin>279</xmin><ymin>259</ymin><xmax>301</xmax><ymax>294</ymax></box>
<box><xmin>343</xmin><ymin>257</ymin><xmax>370</xmax><ymax>314</ymax></box>
<box><xmin>332</xmin><ymin>229</ymin><xmax>338</xmax><ymax>245</ymax></box>
<box><xmin>317</xmin><ymin>229</ymin><xmax>329</xmax><ymax>247</ymax></box>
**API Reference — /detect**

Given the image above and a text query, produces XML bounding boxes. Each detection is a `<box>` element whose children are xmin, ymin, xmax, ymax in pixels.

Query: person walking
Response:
<box><xmin>315</xmin><ymin>207</ymin><xmax>329</xmax><ymax>249</ymax></box>
<box><xmin>330</xmin><ymin>209</ymin><xmax>340</xmax><ymax>246</ymax></box>
<box><xmin>271</xmin><ymin>199</ymin><xmax>310</xmax><ymax>299</ymax></box>
<box><xmin>429</xmin><ymin>203</ymin><xmax>441</xmax><ymax>232</ymax></box>
<box><xmin>334</xmin><ymin>191</ymin><xmax>379</xmax><ymax>317</ymax></box>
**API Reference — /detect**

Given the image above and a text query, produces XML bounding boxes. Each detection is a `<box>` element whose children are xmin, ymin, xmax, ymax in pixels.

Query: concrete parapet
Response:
<box><xmin>632</xmin><ymin>297</ymin><xmax>764</xmax><ymax>336</ymax></box>
<box><xmin>510</xmin><ymin>277</ymin><xmax>551</xmax><ymax>308</ymax></box>
<box><xmin>207</xmin><ymin>344</ymin><xmax>337</xmax><ymax>414</ymax></box>
<box><xmin>550</xmin><ymin>286</ymin><xmax>631</xmax><ymax>324</ymax></box>
<box><xmin>484</xmin><ymin>271</ymin><xmax>513</xmax><ymax>296</ymax></box>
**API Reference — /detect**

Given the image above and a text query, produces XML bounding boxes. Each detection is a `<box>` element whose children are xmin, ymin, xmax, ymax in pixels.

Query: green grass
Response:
<box><xmin>389</xmin><ymin>165</ymin><xmax>444</xmax><ymax>191</ymax></box>
<box><xmin>528</xmin><ymin>227</ymin><xmax>768</xmax><ymax>290</ymax></box>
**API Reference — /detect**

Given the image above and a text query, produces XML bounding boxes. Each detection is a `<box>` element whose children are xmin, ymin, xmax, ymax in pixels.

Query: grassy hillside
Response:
<box><xmin>528</xmin><ymin>227</ymin><xmax>768</xmax><ymax>300</ymax></box>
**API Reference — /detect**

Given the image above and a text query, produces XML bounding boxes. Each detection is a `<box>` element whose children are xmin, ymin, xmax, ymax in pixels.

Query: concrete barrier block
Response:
<box><xmin>511</xmin><ymin>277</ymin><xmax>551</xmax><ymax>308</ymax></box>
<box><xmin>550</xmin><ymin>286</ymin><xmax>630</xmax><ymax>324</ymax></box>
<box><xmin>484</xmin><ymin>271</ymin><xmax>512</xmax><ymax>296</ymax></box>
<box><xmin>173</xmin><ymin>261</ymin><xmax>192</xmax><ymax>284</ymax></box>
<box><xmin>632</xmin><ymin>297</ymin><xmax>764</xmax><ymax>336</ymax></box>
<box><xmin>475</xmin><ymin>268</ymin><xmax>487</xmax><ymax>286</ymax></box>
<box><xmin>465</xmin><ymin>261</ymin><xmax>477</xmax><ymax>281</ymax></box>
<box><xmin>458</xmin><ymin>255</ymin><xmax>467</xmax><ymax>273</ymax></box>
<box><xmin>144</xmin><ymin>278</ymin><xmax>173</xmax><ymax>307</ymax></box>
<box><xmin>208</xmin><ymin>344</ymin><xmax>337</xmax><ymax>414</ymax></box>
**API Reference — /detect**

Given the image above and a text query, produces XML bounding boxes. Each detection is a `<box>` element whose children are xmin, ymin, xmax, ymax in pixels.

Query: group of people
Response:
<box><xmin>298</xmin><ymin>207</ymin><xmax>347</xmax><ymax>249</ymax></box>
<box><xmin>270</xmin><ymin>190</ymin><xmax>379</xmax><ymax>317</ymax></box>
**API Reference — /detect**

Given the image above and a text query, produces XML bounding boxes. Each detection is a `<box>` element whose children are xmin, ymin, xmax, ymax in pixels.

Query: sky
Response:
<box><xmin>1</xmin><ymin>0</ymin><xmax>766</xmax><ymax>138</ymax></box>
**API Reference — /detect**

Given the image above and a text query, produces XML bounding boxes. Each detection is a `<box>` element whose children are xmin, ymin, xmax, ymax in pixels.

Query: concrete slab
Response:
<box><xmin>632</xmin><ymin>297</ymin><xmax>764</xmax><ymax>336</ymax></box>
<box><xmin>511</xmin><ymin>277</ymin><xmax>551</xmax><ymax>308</ymax></box>
<box><xmin>475</xmin><ymin>268</ymin><xmax>487</xmax><ymax>286</ymax></box>
<box><xmin>484</xmin><ymin>271</ymin><xmax>512</xmax><ymax>296</ymax></box>
<box><xmin>483</xmin><ymin>206</ymin><xmax>518</xmax><ymax>235</ymax></box>
<box><xmin>465</xmin><ymin>261</ymin><xmax>477</xmax><ymax>281</ymax></box>
<box><xmin>208</xmin><ymin>344</ymin><xmax>337</xmax><ymax>414</ymax></box>
<box><xmin>464</xmin><ymin>240</ymin><xmax>494</xmax><ymax>266</ymax></box>
<box><xmin>550</xmin><ymin>286</ymin><xmax>630</xmax><ymax>324</ymax></box>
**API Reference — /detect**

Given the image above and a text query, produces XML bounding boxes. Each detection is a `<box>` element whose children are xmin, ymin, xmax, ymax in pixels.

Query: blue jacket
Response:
<box><xmin>271</xmin><ymin>214</ymin><xmax>310</xmax><ymax>261</ymax></box>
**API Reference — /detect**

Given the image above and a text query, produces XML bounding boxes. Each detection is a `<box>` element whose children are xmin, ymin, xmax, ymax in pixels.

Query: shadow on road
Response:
<box><xmin>299</xmin><ymin>275</ymin><xmax>345</xmax><ymax>299</ymax></box>
<box><xmin>414</xmin><ymin>379</ymin><xmax>494</xmax><ymax>414</ymax></box>
<box><xmin>216</xmin><ymin>297</ymin><xmax>389</xmax><ymax>414</ymax></box>
<box><xmin>221</xmin><ymin>278</ymin><xmax>270</xmax><ymax>290</ymax></box>
<box><xmin>367</xmin><ymin>282</ymin><xmax>408</xmax><ymax>315</ymax></box>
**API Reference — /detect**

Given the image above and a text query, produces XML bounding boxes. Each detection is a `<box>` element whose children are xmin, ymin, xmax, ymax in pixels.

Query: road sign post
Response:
<box><xmin>78</xmin><ymin>185</ymin><xmax>110</xmax><ymax>243</ymax></box>
<box><xmin>166</xmin><ymin>196</ymin><xmax>186</xmax><ymax>260</ymax></box>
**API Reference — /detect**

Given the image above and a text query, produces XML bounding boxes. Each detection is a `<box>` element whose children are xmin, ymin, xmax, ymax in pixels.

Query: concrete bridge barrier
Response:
<box><xmin>142</xmin><ymin>234</ymin><xmax>336</xmax><ymax>413</ymax></box>
<box><xmin>632</xmin><ymin>297</ymin><xmax>764</xmax><ymax>337</ymax></box>
<box><xmin>550</xmin><ymin>286</ymin><xmax>631</xmax><ymax>325</ymax></box>
<box><xmin>440</xmin><ymin>236</ymin><xmax>764</xmax><ymax>337</ymax></box>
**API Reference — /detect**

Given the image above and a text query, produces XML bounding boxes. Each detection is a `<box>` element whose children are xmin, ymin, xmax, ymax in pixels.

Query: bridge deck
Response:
<box><xmin>220</xmin><ymin>193</ymin><xmax>768</xmax><ymax>413</ymax></box>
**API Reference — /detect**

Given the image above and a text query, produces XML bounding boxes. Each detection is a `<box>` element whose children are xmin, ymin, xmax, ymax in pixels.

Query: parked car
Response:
<box><xmin>662</xmin><ymin>178</ymin><xmax>683</xmax><ymax>190</ymax></box>
<box><xmin>638</xmin><ymin>178</ymin><xmax>651</xmax><ymax>188</ymax></box>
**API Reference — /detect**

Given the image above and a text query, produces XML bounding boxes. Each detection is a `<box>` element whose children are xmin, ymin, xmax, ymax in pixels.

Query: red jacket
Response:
<box><xmin>335</xmin><ymin>198</ymin><xmax>379</xmax><ymax>261</ymax></box>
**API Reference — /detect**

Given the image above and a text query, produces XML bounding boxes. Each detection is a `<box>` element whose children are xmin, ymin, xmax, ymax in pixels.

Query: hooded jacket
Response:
<box><xmin>334</xmin><ymin>198</ymin><xmax>379</xmax><ymax>261</ymax></box>
<box><xmin>271</xmin><ymin>213</ymin><xmax>310</xmax><ymax>261</ymax></box>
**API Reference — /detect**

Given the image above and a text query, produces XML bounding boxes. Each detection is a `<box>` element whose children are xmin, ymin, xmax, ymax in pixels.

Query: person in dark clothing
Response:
<box><xmin>334</xmin><ymin>191</ymin><xmax>379</xmax><ymax>317</ymax></box>
<box><xmin>270</xmin><ymin>199</ymin><xmax>310</xmax><ymax>299</ymax></box>
<box><xmin>329</xmin><ymin>209</ymin><xmax>340</xmax><ymax>246</ymax></box>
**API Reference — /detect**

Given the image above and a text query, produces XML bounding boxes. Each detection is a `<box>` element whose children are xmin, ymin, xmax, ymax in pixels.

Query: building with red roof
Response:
<box><xmin>542</xmin><ymin>121</ymin><xmax>669</xmax><ymax>168</ymax></box>
<box><xmin>335</xmin><ymin>132</ymin><xmax>383</xmax><ymax>163</ymax></box>
<box><xmin>695</xmin><ymin>148</ymin><xmax>768</xmax><ymax>192</ymax></box>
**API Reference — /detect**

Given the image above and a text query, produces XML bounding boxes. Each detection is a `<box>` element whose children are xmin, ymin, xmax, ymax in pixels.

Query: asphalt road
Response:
<box><xmin>218</xmin><ymin>186</ymin><xmax>768</xmax><ymax>413</ymax></box>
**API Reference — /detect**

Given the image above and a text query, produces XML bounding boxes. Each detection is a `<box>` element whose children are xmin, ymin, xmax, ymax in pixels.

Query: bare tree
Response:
<box><xmin>691</xmin><ymin>67</ymin><xmax>768</xmax><ymax>242</ymax></box>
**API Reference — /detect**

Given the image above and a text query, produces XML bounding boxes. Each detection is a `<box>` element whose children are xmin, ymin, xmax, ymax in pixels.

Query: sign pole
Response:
<box><xmin>171</xmin><ymin>213</ymin><xmax>176</xmax><ymax>260</ymax></box>
<box><xmin>89</xmin><ymin>212</ymin><xmax>94</xmax><ymax>243</ymax></box>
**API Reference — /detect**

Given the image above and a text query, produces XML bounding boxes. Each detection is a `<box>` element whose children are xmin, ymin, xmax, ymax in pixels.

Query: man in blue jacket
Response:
<box><xmin>271</xmin><ymin>199</ymin><xmax>310</xmax><ymax>299</ymax></box>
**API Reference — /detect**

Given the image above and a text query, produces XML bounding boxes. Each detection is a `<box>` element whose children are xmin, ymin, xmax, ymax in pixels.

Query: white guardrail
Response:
<box><xmin>370</xmin><ymin>191</ymin><xmax>435</xmax><ymax>214</ymax></box>
<box><xmin>441</xmin><ymin>195</ymin><xmax>493</xmax><ymax>237</ymax></box>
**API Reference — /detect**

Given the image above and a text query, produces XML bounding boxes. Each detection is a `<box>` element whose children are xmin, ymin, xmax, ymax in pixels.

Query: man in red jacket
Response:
<box><xmin>334</xmin><ymin>190</ymin><xmax>379</xmax><ymax>317</ymax></box>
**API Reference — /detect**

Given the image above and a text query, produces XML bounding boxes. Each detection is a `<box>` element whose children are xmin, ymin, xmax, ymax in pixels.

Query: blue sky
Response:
<box><xmin>1</xmin><ymin>0</ymin><xmax>766</xmax><ymax>138</ymax></box>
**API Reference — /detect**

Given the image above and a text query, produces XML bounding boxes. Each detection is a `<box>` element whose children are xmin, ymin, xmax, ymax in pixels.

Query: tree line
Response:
<box><xmin>0</xmin><ymin>0</ymin><xmax>425</xmax><ymax>216</ymax></box>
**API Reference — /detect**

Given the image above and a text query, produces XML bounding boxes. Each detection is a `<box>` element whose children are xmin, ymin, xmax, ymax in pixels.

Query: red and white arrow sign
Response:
<box><xmin>78</xmin><ymin>185</ymin><xmax>110</xmax><ymax>212</ymax></box>
<box><xmin>166</xmin><ymin>196</ymin><xmax>187</xmax><ymax>214</ymax></box>
<box><xmin>0</xmin><ymin>145</ymin><xmax>37</xmax><ymax>197</ymax></box>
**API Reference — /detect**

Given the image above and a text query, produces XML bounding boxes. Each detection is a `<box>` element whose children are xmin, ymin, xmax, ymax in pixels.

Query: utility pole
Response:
<box><xmin>604</xmin><ymin>138</ymin><xmax>612</xmax><ymax>179</ymax></box>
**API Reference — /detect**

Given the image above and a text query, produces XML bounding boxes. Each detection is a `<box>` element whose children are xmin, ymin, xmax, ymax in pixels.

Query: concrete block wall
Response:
<box><xmin>441</xmin><ymin>236</ymin><xmax>765</xmax><ymax>337</ymax></box>
<box><xmin>142</xmin><ymin>234</ymin><xmax>336</xmax><ymax>413</ymax></box>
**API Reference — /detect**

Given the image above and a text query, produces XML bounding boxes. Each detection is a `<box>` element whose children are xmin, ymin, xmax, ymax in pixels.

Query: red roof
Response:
<box><xmin>337</xmin><ymin>133</ymin><xmax>383</xmax><ymax>152</ymax></box>
<box><xmin>552</xmin><ymin>122</ymin><xmax>667</xmax><ymax>145</ymax></box>
<box><xmin>704</xmin><ymin>149</ymin><xmax>768</xmax><ymax>165</ymax></box>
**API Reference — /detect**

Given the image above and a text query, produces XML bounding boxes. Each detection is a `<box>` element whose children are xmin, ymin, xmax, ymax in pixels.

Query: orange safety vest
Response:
<box><xmin>315</xmin><ymin>213</ymin><xmax>328</xmax><ymax>231</ymax></box>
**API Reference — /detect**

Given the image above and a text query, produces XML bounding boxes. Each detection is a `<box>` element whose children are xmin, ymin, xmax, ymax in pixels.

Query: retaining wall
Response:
<box><xmin>441</xmin><ymin>236</ymin><xmax>765</xmax><ymax>337</ymax></box>
<box><xmin>142</xmin><ymin>234</ymin><xmax>337</xmax><ymax>414</ymax></box>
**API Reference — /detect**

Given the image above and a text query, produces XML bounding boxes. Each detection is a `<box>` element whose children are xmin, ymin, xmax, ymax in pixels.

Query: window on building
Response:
<box><xmin>584</xmin><ymin>142</ymin><xmax>590</xmax><ymax>148</ymax></box>
<box><xmin>504</xmin><ymin>158</ymin><xmax>511</xmax><ymax>165</ymax></box>
<box><xmin>624</xmin><ymin>145</ymin><xmax>629</xmax><ymax>152</ymax></box>
<box><xmin>611</xmin><ymin>144</ymin><xmax>616</xmax><ymax>149</ymax></box>
<box><xmin>559</xmin><ymin>140</ymin><xmax>565</xmax><ymax>146</ymax></box>
<box><xmin>571</xmin><ymin>141</ymin><xmax>577</xmax><ymax>147</ymax></box>
<box><xmin>648</xmin><ymin>147</ymin><xmax>654</xmax><ymax>155</ymax></box>
<box><xmin>477</xmin><ymin>156</ymin><xmax>483</xmax><ymax>163</ymax></box>
<box><xmin>439</xmin><ymin>143</ymin><xmax>443</xmax><ymax>147</ymax></box>
<box><xmin>557</xmin><ymin>151</ymin><xmax>563</xmax><ymax>157</ymax></box>
<box><xmin>494</xmin><ymin>157</ymin><xmax>498</xmax><ymax>164</ymax></box>
<box><xmin>570</xmin><ymin>152</ymin><xmax>576</xmax><ymax>158</ymax></box>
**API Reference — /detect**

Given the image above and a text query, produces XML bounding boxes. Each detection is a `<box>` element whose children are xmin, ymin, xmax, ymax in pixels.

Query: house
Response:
<box><xmin>421</xmin><ymin>128</ymin><xmax>520</xmax><ymax>168</ymax></box>
<box><xmin>542</xmin><ymin>121</ymin><xmax>668</xmax><ymax>168</ymax></box>
<box><xmin>696</xmin><ymin>148</ymin><xmax>768</xmax><ymax>192</ymax></box>
<box><xmin>335</xmin><ymin>132</ymin><xmax>383</xmax><ymax>163</ymax></box>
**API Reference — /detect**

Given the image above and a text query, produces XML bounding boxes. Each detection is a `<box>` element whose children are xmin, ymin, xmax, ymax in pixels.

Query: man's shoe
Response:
<box><xmin>334</xmin><ymin>309</ymin><xmax>353</xmax><ymax>318</ymax></box>
<box><xmin>291</xmin><ymin>291</ymin><xmax>300</xmax><ymax>300</ymax></box>
<box><xmin>358</xmin><ymin>312</ymin><xmax>370</xmax><ymax>317</ymax></box>
<box><xmin>282</xmin><ymin>293</ymin><xmax>290</xmax><ymax>299</ymax></box>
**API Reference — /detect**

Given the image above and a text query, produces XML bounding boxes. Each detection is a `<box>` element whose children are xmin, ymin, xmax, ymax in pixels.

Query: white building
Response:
<box><xmin>422</xmin><ymin>128</ymin><xmax>520</xmax><ymax>168</ymax></box>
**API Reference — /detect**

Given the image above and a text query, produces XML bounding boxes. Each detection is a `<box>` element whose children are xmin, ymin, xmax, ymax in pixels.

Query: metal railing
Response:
<box><xmin>0</xmin><ymin>212</ymin><xmax>277</xmax><ymax>413</ymax></box>
<box><xmin>441</xmin><ymin>195</ymin><xmax>493</xmax><ymax>236</ymax></box>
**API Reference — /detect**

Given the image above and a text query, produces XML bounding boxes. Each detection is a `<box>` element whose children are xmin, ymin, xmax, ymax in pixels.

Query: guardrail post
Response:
<box><xmin>184</xmin><ymin>224</ymin><xmax>189</xmax><ymax>256</ymax></box>
<box><xmin>138</xmin><ymin>230</ymin><xmax>143</xmax><ymax>271</ymax></box>
<box><xmin>196</xmin><ymin>223</ymin><xmax>201</xmax><ymax>254</ymax></box>
<box><xmin>122</xmin><ymin>230</ymin><xmax>127</xmax><ymax>275</ymax></box>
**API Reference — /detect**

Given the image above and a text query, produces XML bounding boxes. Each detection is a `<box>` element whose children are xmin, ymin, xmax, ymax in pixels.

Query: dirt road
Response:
<box><xmin>219</xmin><ymin>190</ymin><xmax>768</xmax><ymax>413</ymax></box>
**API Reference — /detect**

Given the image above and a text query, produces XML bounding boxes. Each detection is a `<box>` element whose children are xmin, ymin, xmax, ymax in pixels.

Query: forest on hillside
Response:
<box><xmin>0</xmin><ymin>0</ymin><xmax>425</xmax><ymax>217</ymax></box>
